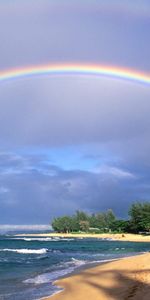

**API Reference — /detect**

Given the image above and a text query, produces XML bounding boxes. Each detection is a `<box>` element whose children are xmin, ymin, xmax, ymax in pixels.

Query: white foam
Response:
<box><xmin>23</xmin><ymin>257</ymin><xmax>118</xmax><ymax>285</ymax></box>
<box><xmin>24</xmin><ymin>267</ymin><xmax>75</xmax><ymax>284</ymax></box>
<box><xmin>0</xmin><ymin>248</ymin><xmax>48</xmax><ymax>254</ymax></box>
<box><xmin>71</xmin><ymin>257</ymin><xmax>87</xmax><ymax>266</ymax></box>
<box><xmin>13</xmin><ymin>237</ymin><xmax>53</xmax><ymax>241</ymax></box>
<box><xmin>13</xmin><ymin>237</ymin><xmax>74</xmax><ymax>242</ymax></box>
<box><xmin>61</xmin><ymin>238</ymin><xmax>75</xmax><ymax>241</ymax></box>
<box><xmin>23</xmin><ymin>238</ymin><xmax>53</xmax><ymax>242</ymax></box>
<box><xmin>91</xmin><ymin>258</ymin><xmax>118</xmax><ymax>264</ymax></box>
<box><xmin>24</xmin><ymin>258</ymin><xmax>86</xmax><ymax>285</ymax></box>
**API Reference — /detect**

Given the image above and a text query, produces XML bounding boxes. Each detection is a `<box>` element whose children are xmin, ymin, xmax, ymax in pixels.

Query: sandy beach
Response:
<box><xmin>44</xmin><ymin>252</ymin><xmax>150</xmax><ymax>300</ymax></box>
<box><xmin>19</xmin><ymin>232</ymin><xmax>150</xmax><ymax>242</ymax></box>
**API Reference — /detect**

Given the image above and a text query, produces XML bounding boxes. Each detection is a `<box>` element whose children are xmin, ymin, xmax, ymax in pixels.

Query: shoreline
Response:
<box><xmin>16</xmin><ymin>232</ymin><xmax>150</xmax><ymax>242</ymax></box>
<box><xmin>42</xmin><ymin>252</ymin><xmax>150</xmax><ymax>300</ymax></box>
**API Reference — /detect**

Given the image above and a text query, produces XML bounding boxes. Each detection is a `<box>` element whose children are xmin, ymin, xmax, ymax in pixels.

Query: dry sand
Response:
<box><xmin>20</xmin><ymin>232</ymin><xmax>150</xmax><ymax>242</ymax></box>
<box><xmin>44</xmin><ymin>253</ymin><xmax>150</xmax><ymax>300</ymax></box>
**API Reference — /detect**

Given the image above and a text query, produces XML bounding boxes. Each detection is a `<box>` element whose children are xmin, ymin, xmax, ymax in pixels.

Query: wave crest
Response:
<box><xmin>0</xmin><ymin>248</ymin><xmax>48</xmax><ymax>254</ymax></box>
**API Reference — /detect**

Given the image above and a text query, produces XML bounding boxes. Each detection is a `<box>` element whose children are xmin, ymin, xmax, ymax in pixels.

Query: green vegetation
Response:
<box><xmin>128</xmin><ymin>202</ymin><xmax>150</xmax><ymax>233</ymax></box>
<box><xmin>51</xmin><ymin>202</ymin><xmax>150</xmax><ymax>234</ymax></box>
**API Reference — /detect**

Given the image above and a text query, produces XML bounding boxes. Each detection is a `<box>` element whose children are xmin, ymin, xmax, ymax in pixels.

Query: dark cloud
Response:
<box><xmin>0</xmin><ymin>150</ymin><xmax>148</xmax><ymax>224</ymax></box>
<box><xmin>0</xmin><ymin>77</ymin><xmax>150</xmax><ymax>224</ymax></box>
<box><xmin>0</xmin><ymin>1</ymin><xmax>150</xmax><ymax>224</ymax></box>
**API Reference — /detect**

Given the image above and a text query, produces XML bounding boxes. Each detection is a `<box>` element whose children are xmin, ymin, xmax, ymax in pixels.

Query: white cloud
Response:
<box><xmin>0</xmin><ymin>224</ymin><xmax>51</xmax><ymax>231</ymax></box>
<box><xmin>0</xmin><ymin>186</ymin><xmax>9</xmax><ymax>193</ymax></box>
<box><xmin>93</xmin><ymin>165</ymin><xmax>135</xmax><ymax>179</ymax></box>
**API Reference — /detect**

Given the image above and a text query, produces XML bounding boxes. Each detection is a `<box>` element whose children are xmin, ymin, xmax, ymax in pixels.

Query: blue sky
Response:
<box><xmin>0</xmin><ymin>0</ymin><xmax>150</xmax><ymax>224</ymax></box>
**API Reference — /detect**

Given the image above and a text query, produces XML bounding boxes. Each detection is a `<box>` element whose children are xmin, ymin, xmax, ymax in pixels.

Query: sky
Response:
<box><xmin>0</xmin><ymin>0</ymin><xmax>150</xmax><ymax>224</ymax></box>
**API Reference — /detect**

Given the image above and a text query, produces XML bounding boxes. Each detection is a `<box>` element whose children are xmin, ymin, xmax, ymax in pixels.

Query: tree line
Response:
<box><xmin>51</xmin><ymin>202</ymin><xmax>150</xmax><ymax>234</ymax></box>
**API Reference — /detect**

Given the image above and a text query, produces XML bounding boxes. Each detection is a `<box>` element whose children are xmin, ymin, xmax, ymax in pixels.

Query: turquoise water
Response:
<box><xmin>0</xmin><ymin>235</ymin><xmax>150</xmax><ymax>300</ymax></box>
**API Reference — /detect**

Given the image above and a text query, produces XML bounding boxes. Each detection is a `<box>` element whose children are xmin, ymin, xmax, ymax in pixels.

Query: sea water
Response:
<box><xmin>0</xmin><ymin>235</ymin><xmax>150</xmax><ymax>299</ymax></box>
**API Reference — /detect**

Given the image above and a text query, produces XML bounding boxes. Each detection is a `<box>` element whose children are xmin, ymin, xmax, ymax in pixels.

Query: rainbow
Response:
<box><xmin>0</xmin><ymin>64</ymin><xmax>150</xmax><ymax>86</ymax></box>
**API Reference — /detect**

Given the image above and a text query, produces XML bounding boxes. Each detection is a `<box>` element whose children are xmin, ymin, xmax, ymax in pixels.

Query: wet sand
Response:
<box><xmin>44</xmin><ymin>253</ymin><xmax>150</xmax><ymax>300</ymax></box>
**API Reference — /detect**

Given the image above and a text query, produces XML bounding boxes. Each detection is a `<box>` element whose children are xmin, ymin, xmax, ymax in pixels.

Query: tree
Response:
<box><xmin>128</xmin><ymin>202</ymin><xmax>150</xmax><ymax>233</ymax></box>
<box><xmin>51</xmin><ymin>217</ymin><xmax>62</xmax><ymax>233</ymax></box>
<box><xmin>79</xmin><ymin>220</ymin><xmax>90</xmax><ymax>232</ymax></box>
<box><xmin>105</xmin><ymin>209</ymin><xmax>116</xmax><ymax>232</ymax></box>
<box><xmin>89</xmin><ymin>213</ymin><xmax>97</xmax><ymax>228</ymax></box>
<box><xmin>111</xmin><ymin>220</ymin><xmax>129</xmax><ymax>233</ymax></box>
<box><xmin>51</xmin><ymin>203</ymin><xmax>150</xmax><ymax>234</ymax></box>
<box><xmin>52</xmin><ymin>216</ymin><xmax>73</xmax><ymax>233</ymax></box>
<box><xmin>71</xmin><ymin>215</ymin><xmax>80</xmax><ymax>232</ymax></box>
<box><xmin>75</xmin><ymin>210</ymin><xmax>89</xmax><ymax>222</ymax></box>
<box><xmin>96</xmin><ymin>213</ymin><xmax>107</xmax><ymax>231</ymax></box>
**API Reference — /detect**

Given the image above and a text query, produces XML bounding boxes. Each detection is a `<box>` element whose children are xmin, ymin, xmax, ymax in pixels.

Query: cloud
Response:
<box><xmin>0</xmin><ymin>224</ymin><xmax>51</xmax><ymax>233</ymax></box>
<box><xmin>0</xmin><ymin>1</ymin><xmax>150</xmax><ymax>224</ymax></box>
<box><xmin>0</xmin><ymin>77</ymin><xmax>150</xmax><ymax>224</ymax></box>
<box><xmin>93</xmin><ymin>165</ymin><xmax>136</xmax><ymax>179</ymax></box>
<box><xmin>0</xmin><ymin>150</ymin><xmax>148</xmax><ymax>224</ymax></box>
<box><xmin>0</xmin><ymin>187</ymin><xmax>9</xmax><ymax>194</ymax></box>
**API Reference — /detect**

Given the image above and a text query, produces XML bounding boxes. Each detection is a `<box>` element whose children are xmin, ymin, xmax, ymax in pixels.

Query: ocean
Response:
<box><xmin>0</xmin><ymin>234</ymin><xmax>150</xmax><ymax>300</ymax></box>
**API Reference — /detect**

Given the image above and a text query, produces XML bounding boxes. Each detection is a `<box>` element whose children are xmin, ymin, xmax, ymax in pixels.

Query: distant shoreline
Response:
<box><xmin>16</xmin><ymin>232</ymin><xmax>150</xmax><ymax>242</ymax></box>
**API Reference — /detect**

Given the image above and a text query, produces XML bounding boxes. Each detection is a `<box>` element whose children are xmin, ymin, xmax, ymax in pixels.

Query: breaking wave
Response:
<box><xmin>13</xmin><ymin>237</ymin><xmax>75</xmax><ymax>242</ymax></box>
<box><xmin>23</xmin><ymin>257</ymin><xmax>117</xmax><ymax>285</ymax></box>
<box><xmin>23</xmin><ymin>258</ymin><xmax>85</xmax><ymax>284</ymax></box>
<box><xmin>0</xmin><ymin>248</ymin><xmax>48</xmax><ymax>254</ymax></box>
